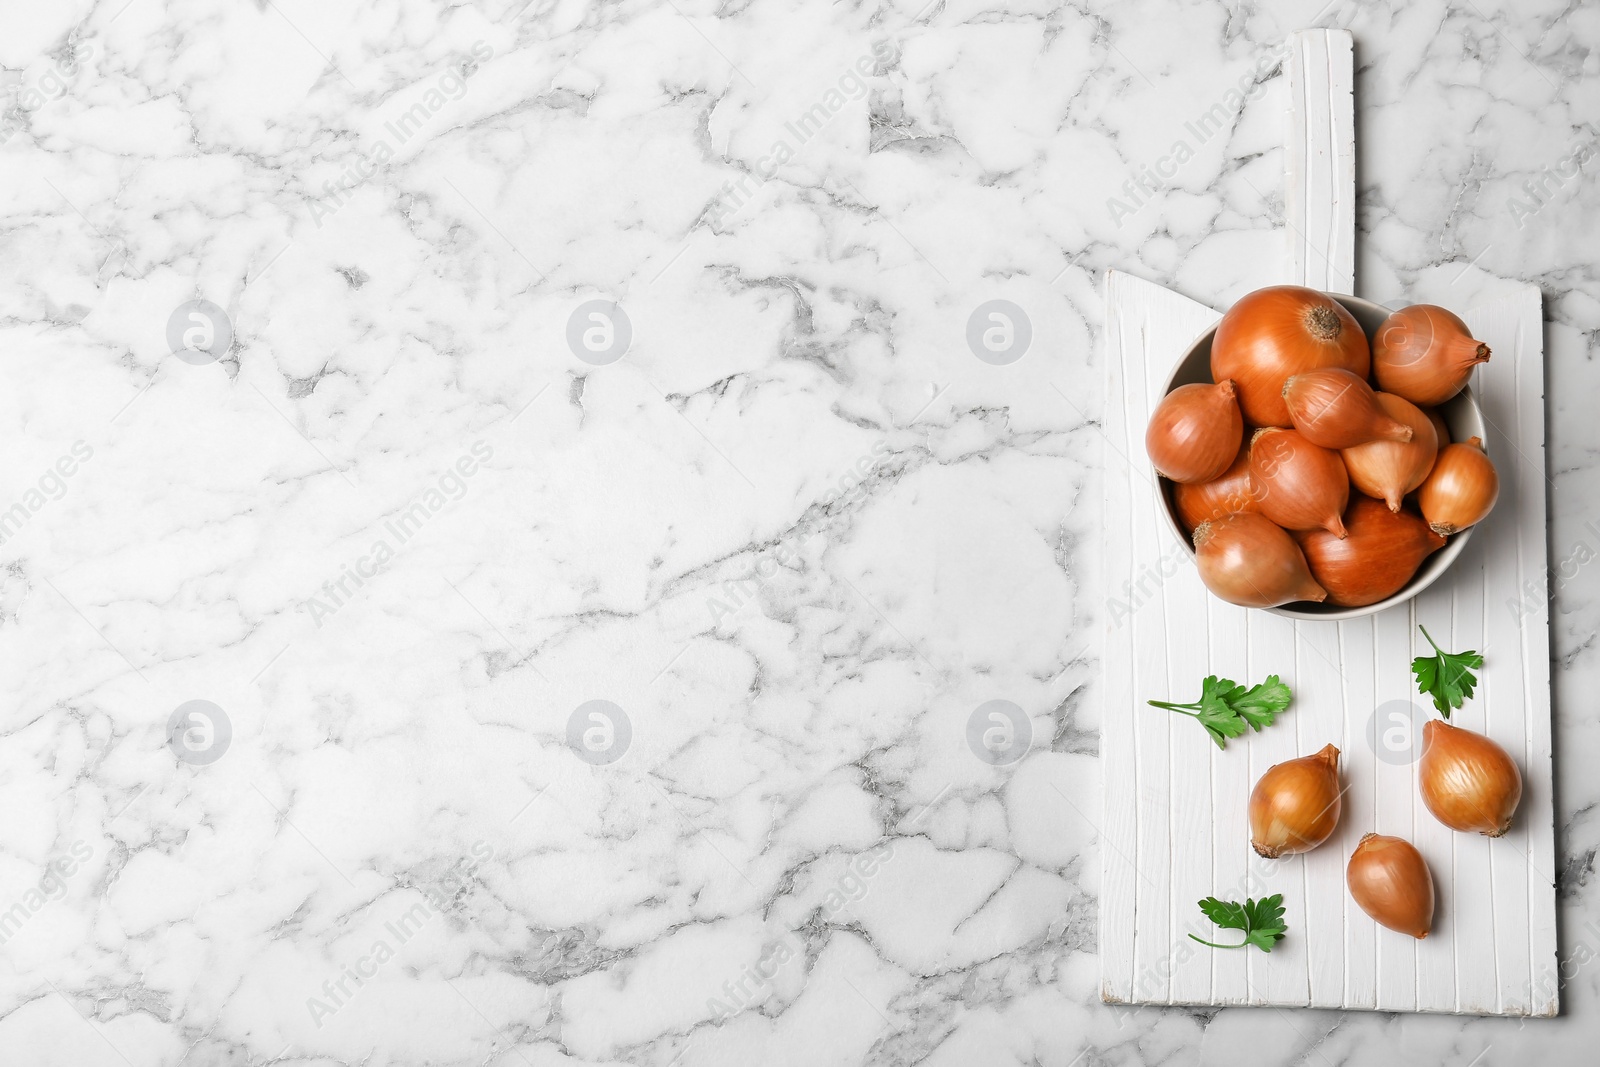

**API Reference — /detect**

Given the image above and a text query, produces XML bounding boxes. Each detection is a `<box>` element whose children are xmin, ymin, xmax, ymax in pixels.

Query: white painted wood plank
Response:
<box><xmin>1285</xmin><ymin>30</ymin><xmax>1355</xmax><ymax>292</ymax></box>
<box><xmin>1245</xmin><ymin>610</ymin><xmax>1307</xmax><ymax>1004</ymax></box>
<box><xmin>1100</xmin><ymin>271</ymin><xmax>1222</xmax><ymax>1007</ymax></box>
<box><xmin>1466</xmin><ymin>288</ymin><xmax>1557</xmax><ymax>1016</ymax></box>
<box><xmin>1128</xmin><ymin>290</ymin><xmax>1174</xmax><ymax>1004</ymax></box>
<box><xmin>1296</xmin><ymin>620</ymin><xmax>1347</xmax><ymax>1006</ymax></box>
<box><xmin>1165</xmin><ymin>506</ymin><xmax>1218</xmax><ymax>1004</ymax></box>
<box><xmin>1373</xmin><ymin>601</ymin><xmax>1419</xmax><ymax>1011</ymax></box>
<box><xmin>1100</xmin><ymin>274</ymin><xmax>1139</xmax><ymax>1006</ymax></box>
<box><xmin>1448</xmin><ymin>539</ymin><xmax>1497</xmax><ymax>1014</ymax></box>
<box><xmin>1339</xmin><ymin>616</ymin><xmax>1378</xmax><ymax>1009</ymax></box>
<box><xmin>1208</xmin><ymin>597</ymin><xmax>1253</xmax><ymax>1005</ymax></box>
<box><xmin>1413</xmin><ymin>582</ymin><xmax>1458</xmax><ymax>1009</ymax></box>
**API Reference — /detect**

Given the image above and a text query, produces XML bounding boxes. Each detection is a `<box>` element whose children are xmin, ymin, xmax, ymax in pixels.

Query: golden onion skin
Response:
<box><xmin>1249</xmin><ymin>743</ymin><xmax>1342</xmax><ymax>858</ymax></box>
<box><xmin>1419</xmin><ymin>719</ymin><xmax>1522</xmax><ymax>836</ymax></box>
<box><xmin>1347</xmin><ymin>833</ymin><xmax>1435</xmax><ymax>939</ymax></box>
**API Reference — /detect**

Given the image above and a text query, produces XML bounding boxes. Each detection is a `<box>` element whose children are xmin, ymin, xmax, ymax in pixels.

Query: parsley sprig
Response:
<box><xmin>1411</xmin><ymin>626</ymin><xmax>1483</xmax><ymax>718</ymax></box>
<box><xmin>1189</xmin><ymin>894</ymin><xmax>1288</xmax><ymax>953</ymax></box>
<box><xmin>1147</xmin><ymin>675</ymin><xmax>1293</xmax><ymax>749</ymax></box>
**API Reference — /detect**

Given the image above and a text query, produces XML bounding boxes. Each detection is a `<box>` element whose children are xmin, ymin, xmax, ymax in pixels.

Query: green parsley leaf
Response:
<box><xmin>1410</xmin><ymin>626</ymin><xmax>1484</xmax><ymax>717</ymax></box>
<box><xmin>1196</xmin><ymin>896</ymin><xmax>1239</xmax><ymax>927</ymax></box>
<box><xmin>1147</xmin><ymin>674</ymin><xmax>1293</xmax><ymax>749</ymax></box>
<box><xmin>1192</xmin><ymin>703</ymin><xmax>1251</xmax><ymax>748</ymax></box>
<box><xmin>1188</xmin><ymin>894</ymin><xmax>1288</xmax><ymax>953</ymax></box>
<box><xmin>1228</xmin><ymin>675</ymin><xmax>1293</xmax><ymax>730</ymax></box>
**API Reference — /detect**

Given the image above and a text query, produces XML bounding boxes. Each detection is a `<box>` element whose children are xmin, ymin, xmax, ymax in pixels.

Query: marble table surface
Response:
<box><xmin>2</xmin><ymin>0</ymin><xmax>1599</xmax><ymax>1063</ymax></box>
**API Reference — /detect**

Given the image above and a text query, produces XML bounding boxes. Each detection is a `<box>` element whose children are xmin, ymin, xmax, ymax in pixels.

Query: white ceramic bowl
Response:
<box><xmin>1156</xmin><ymin>294</ymin><xmax>1485</xmax><ymax>621</ymax></box>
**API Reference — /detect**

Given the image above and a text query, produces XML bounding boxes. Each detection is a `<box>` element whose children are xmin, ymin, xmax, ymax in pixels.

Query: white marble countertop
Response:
<box><xmin>2</xmin><ymin>1</ymin><xmax>1598</xmax><ymax>1063</ymax></box>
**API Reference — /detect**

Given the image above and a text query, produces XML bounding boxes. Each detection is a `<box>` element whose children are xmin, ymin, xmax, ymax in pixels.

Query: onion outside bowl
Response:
<box><xmin>1156</xmin><ymin>294</ymin><xmax>1485</xmax><ymax>622</ymax></box>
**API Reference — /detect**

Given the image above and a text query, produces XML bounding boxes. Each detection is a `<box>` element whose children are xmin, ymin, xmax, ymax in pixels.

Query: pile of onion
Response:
<box><xmin>1341</xmin><ymin>703</ymin><xmax>1522</xmax><ymax>943</ymax></box>
<box><xmin>1149</xmin><ymin>287</ymin><xmax>1499</xmax><ymax>610</ymax></box>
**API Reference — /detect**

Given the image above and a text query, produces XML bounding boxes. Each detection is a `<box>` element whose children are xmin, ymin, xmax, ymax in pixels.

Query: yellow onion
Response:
<box><xmin>1418</xmin><ymin>437</ymin><xmax>1498</xmax><ymax>535</ymax></box>
<box><xmin>1347</xmin><ymin>833</ymin><xmax>1434</xmax><ymax>939</ymax></box>
<box><xmin>1373</xmin><ymin>304</ymin><xmax>1491</xmax><ymax>405</ymax></box>
<box><xmin>1146</xmin><ymin>380</ymin><xmax>1244</xmax><ymax>484</ymax></box>
<box><xmin>1282</xmin><ymin>368</ymin><xmax>1414</xmax><ymax>449</ymax></box>
<box><xmin>1419</xmin><ymin>720</ymin><xmax>1522</xmax><ymax>836</ymax></box>
<box><xmin>1193</xmin><ymin>512</ymin><xmax>1327</xmax><ymax>608</ymax></box>
<box><xmin>1170</xmin><ymin>444</ymin><xmax>1262</xmax><ymax>532</ymax></box>
<box><xmin>1340</xmin><ymin>394</ymin><xmax>1438</xmax><ymax>511</ymax></box>
<box><xmin>1249</xmin><ymin>743</ymin><xmax>1342</xmax><ymax>857</ymax></box>
<box><xmin>1249</xmin><ymin>427</ymin><xmax>1349</xmax><ymax>537</ymax></box>
<box><xmin>1294</xmin><ymin>496</ymin><xmax>1447</xmax><ymax>607</ymax></box>
<box><xmin>1421</xmin><ymin>405</ymin><xmax>1450</xmax><ymax>448</ymax></box>
<box><xmin>1212</xmin><ymin>286</ymin><xmax>1371</xmax><ymax>426</ymax></box>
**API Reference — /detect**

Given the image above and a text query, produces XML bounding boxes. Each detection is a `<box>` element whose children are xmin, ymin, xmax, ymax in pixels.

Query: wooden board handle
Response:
<box><xmin>1286</xmin><ymin>29</ymin><xmax>1355</xmax><ymax>293</ymax></box>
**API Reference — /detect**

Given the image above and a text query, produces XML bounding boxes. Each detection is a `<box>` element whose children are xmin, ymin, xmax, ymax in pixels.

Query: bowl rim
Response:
<box><xmin>1155</xmin><ymin>293</ymin><xmax>1483</xmax><ymax>622</ymax></box>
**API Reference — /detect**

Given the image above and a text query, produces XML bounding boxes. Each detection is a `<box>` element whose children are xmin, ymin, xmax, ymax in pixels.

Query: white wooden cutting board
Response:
<box><xmin>1098</xmin><ymin>30</ymin><xmax>1558</xmax><ymax>1016</ymax></box>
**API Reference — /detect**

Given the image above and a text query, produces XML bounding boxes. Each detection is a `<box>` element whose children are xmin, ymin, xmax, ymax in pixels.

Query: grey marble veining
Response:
<box><xmin>1</xmin><ymin>0</ymin><xmax>1598</xmax><ymax>1064</ymax></box>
